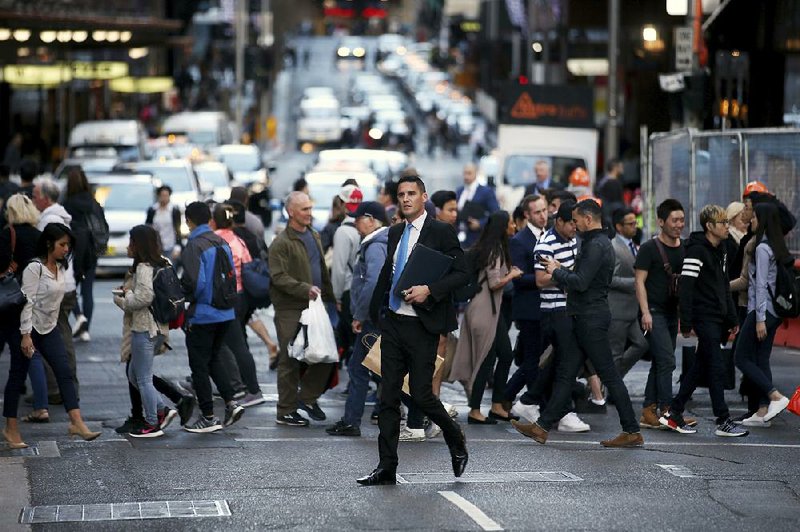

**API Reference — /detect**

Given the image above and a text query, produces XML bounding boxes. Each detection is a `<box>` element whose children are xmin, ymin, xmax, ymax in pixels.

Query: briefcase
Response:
<box><xmin>680</xmin><ymin>345</ymin><xmax>736</xmax><ymax>390</ymax></box>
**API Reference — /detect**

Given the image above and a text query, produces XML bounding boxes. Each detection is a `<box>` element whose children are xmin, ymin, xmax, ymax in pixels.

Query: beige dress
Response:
<box><xmin>449</xmin><ymin>258</ymin><xmax>508</xmax><ymax>385</ymax></box>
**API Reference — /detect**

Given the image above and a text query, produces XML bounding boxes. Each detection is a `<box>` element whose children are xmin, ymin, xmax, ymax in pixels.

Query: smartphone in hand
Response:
<box><xmin>111</xmin><ymin>289</ymin><xmax>124</xmax><ymax>297</ymax></box>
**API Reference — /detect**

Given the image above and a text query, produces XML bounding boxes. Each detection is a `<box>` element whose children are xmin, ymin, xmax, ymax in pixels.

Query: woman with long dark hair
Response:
<box><xmin>733</xmin><ymin>202</ymin><xmax>792</xmax><ymax>426</ymax></box>
<box><xmin>64</xmin><ymin>167</ymin><xmax>107</xmax><ymax>342</ymax></box>
<box><xmin>113</xmin><ymin>225</ymin><xmax>174</xmax><ymax>438</ymax></box>
<box><xmin>3</xmin><ymin>223</ymin><xmax>99</xmax><ymax>448</ymax></box>
<box><xmin>449</xmin><ymin>211</ymin><xmax>522</xmax><ymax>424</ymax></box>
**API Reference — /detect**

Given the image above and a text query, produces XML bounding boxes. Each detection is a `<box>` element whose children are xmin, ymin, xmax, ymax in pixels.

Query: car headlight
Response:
<box><xmin>337</xmin><ymin>47</ymin><xmax>350</xmax><ymax>57</ymax></box>
<box><xmin>353</xmin><ymin>47</ymin><xmax>366</xmax><ymax>58</ymax></box>
<box><xmin>368</xmin><ymin>128</ymin><xmax>383</xmax><ymax>140</ymax></box>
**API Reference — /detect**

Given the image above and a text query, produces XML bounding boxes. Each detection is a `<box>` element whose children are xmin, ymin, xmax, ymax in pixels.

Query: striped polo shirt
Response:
<box><xmin>534</xmin><ymin>227</ymin><xmax>577</xmax><ymax>311</ymax></box>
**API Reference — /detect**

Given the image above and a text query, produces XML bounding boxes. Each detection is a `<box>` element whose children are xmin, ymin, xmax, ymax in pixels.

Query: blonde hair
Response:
<box><xmin>699</xmin><ymin>204</ymin><xmax>726</xmax><ymax>231</ymax></box>
<box><xmin>5</xmin><ymin>194</ymin><xmax>40</xmax><ymax>226</ymax></box>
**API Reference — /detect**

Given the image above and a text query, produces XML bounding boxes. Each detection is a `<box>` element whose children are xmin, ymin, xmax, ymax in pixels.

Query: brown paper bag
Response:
<box><xmin>361</xmin><ymin>335</ymin><xmax>444</xmax><ymax>396</ymax></box>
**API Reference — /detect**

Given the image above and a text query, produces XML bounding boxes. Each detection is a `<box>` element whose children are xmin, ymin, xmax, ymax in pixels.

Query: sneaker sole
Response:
<box><xmin>399</xmin><ymin>438</ymin><xmax>426</xmax><ymax>442</ymax></box>
<box><xmin>639</xmin><ymin>422</ymin><xmax>662</xmax><ymax>429</ymax></box>
<box><xmin>715</xmin><ymin>429</ymin><xmax>749</xmax><ymax>437</ymax></box>
<box><xmin>184</xmin><ymin>425</ymin><xmax>222</xmax><ymax>433</ymax></box>
<box><xmin>224</xmin><ymin>408</ymin><xmax>245</xmax><ymax>427</ymax></box>
<box><xmin>275</xmin><ymin>420</ymin><xmax>309</xmax><ymax>427</ymax></box>
<box><xmin>658</xmin><ymin>416</ymin><xmax>697</xmax><ymax>434</ymax></box>
<box><xmin>557</xmin><ymin>425</ymin><xmax>591</xmax><ymax>433</ymax></box>
<box><xmin>129</xmin><ymin>430</ymin><xmax>164</xmax><ymax>438</ymax></box>
<box><xmin>763</xmin><ymin>403</ymin><xmax>788</xmax><ymax>422</ymax></box>
<box><xmin>160</xmin><ymin>410</ymin><xmax>178</xmax><ymax>430</ymax></box>
<box><xmin>241</xmin><ymin>397</ymin><xmax>267</xmax><ymax>408</ymax></box>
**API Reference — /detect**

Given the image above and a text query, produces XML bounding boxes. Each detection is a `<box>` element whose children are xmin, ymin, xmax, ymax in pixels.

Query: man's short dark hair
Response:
<box><xmin>612</xmin><ymin>206</ymin><xmax>634</xmax><ymax>227</ymax></box>
<box><xmin>548</xmin><ymin>189</ymin><xmax>577</xmax><ymax>205</ymax></box>
<box><xmin>229</xmin><ymin>186</ymin><xmax>248</xmax><ymax>204</ymax></box>
<box><xmin>512</xmin><ymin>205</ymin><xmax>525</xmax><ymax>222</ymax></box>
<box><xmin>156</xmin><ymin>184</ymin><xmax>173</xmax><ymax>196</ymax></box>
<box><xmin>656</xmin><ymin>199</ymin><xmax>684</xmax><ymax>221</ymax></box>
<box><xmin>574</xmin><ymin>199</ymin><xmax>603</xmax><ymax>219</ymax></box>
<box><xmin>520</xmin><ymin>194</ymin><xmax>542</xmax><ymax>212</ymax></box>
<box><xmin>341</xmin><ymin>178</ymin><xmax>359</xmax><ymax>188</ymax></box>
<box><xmin>19</xmin><ymin>159</ymin><xmax>37</xmax><ymax>183</ymax></box>
<box><xmin>292</xmin><ymin>177</ymin><xmax>308</xmax><ymax>192</ymax></box>
<box><xmin>185</xmin><ymin>201</ymin><xmax>211</xmax><ymax>226</ymax></box>
<box><xmin>430</xmin><ymin>190</ymin><xmax>457</xmax><ymax>209</ymax></box>
<box><xmin>397</xmin><ymin>173</ymin><xmax>426</xmax><ymax>193</ymax></box>
<box><xmin>555</xmin><ymin>200</ymin><xmax>576</xmax><ymax>222</ymax></box>
<box><xmin>606</xmin><ymin>158</ymin><xmax>621</xmax><ymax>173</ymax></box>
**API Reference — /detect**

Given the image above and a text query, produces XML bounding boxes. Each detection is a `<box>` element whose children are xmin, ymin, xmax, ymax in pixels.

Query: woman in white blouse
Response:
<box><xmin>3</xmin><ymin>223</ymin><xmax>99</xmax><ymax>448</ymax></box>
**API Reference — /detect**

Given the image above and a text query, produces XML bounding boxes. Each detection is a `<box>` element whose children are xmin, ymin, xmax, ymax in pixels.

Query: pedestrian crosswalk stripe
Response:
<box><xmin>439</xmin><ymin>491</ymin><xmax>503</xmax><ymax>531</ymax></box>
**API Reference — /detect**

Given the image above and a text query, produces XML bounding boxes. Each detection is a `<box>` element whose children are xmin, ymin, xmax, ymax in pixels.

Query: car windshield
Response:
<box><xmin>138</xmin><ymin>165</ymin><xmax>194</xmax><ymax>192</ymax></box>
<box><xmin>186</xmin><ymin>130</ymin><xmax>217</xmax><ymax>146</ymax></box>
<box><xmin>72</xmin><ymin>145</ymin><xmax>139</xmax><ymax>161</ymax></box>
<box><xmin>220</xmin><ymin>151</ymin><xmax>260</xmax><ymax>172</ymax></box>
<box><xmin>301</xmin><ymin>107</ymin><xmax>339</xmax><ymax>119</ymax></box>
<box><xmin>196</xmin><ymin>166</ymin><xmax>229</xmax><ymax>187</ymax></box>
<box><xmin>93</xmin><ymin>183</ymin><xmax>153</xmax><ymax>211</ymax></box>
<box><xmin>503</xmin><ymin>156</ymin><xmax>587</xmax><ymax>188</ymax></box>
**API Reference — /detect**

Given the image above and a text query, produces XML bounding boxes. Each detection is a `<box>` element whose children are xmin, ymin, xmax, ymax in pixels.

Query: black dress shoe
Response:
<box><xmin>468</xmin><ymin>415</ymin><xmax>498</xmax><ymax>425</ymax></box>
<box><xmin>448</xmin><ymin>431</ymin><xmax>469</xmax><ymax>477</ymax></box>
<box><xmin>356</xmin><ymin>468</ymin><xmax>397</xmax><ymax>486</ymax></box>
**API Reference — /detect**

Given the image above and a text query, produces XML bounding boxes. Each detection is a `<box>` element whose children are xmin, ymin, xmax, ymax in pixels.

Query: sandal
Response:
<box><xmin>22</xmin><ymin>412</ymin><xmax>50</xmax><ymax>423</ymax></box>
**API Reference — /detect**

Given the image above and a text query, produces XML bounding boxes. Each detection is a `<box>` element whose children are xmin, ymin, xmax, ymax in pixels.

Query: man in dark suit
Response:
<box><xmin>524</xmin><ymin>160</ymin><xmax>565</xmax><ymax>197</ymax></box>
<box><xmin>456</xmin><ymin>163</ymin><xmax>499</xmax><ymax>248</ymax></box>
<box><xmin>504</xmin><ymin>194</ymin><xmax>548</xmax><ymax>417</ymax></box>
<box><xmin>357</xmin><ymin>173</ymin><xmax>470</xmax><ymax>486</ymax></box>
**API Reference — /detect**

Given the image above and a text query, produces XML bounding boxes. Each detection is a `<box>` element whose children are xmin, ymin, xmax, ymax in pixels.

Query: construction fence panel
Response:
<box><xmin>692</xmin><ymin>133</ymin><xmax>743</xmax><ymax>232</ymax></box>
<box><xmin>648</xmin><ymin>131</ymin><xmax>692</xmax><ymax>234</ymax></box>
<box><xmin>744</xmin><ymin>132</ymin><xmax>800</xmax><ymax>256</ymax></box>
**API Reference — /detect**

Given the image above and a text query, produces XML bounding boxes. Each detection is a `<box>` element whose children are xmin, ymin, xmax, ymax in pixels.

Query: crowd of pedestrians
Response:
<box><xmin>1</xmin><ymin>159</ymin><xmax>798</xmax><ymax>469</ymax></box>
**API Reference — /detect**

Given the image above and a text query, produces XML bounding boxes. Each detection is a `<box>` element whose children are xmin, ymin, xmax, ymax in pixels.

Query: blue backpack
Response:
<box><xmin>242</xmin><ymin>257</ymin><xmax>271</xmax><ymax>308</ymax></box>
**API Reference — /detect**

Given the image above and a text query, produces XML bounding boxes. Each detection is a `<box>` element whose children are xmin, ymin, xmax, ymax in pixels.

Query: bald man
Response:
<box><xmin>455</xmin><ymin>163</ymin><xmax>499</xmax><ymax>247</ymax></box>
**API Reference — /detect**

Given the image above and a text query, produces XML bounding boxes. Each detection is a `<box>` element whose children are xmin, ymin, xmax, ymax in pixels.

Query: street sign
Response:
<box><xmin>659</xmin><ymin>73</ymin><xmax>686</xmax><ymax>93</ymax></box>
<box><xmin>675</xmin><ymin>26</ymin><xmax>694</xmax><ymax>72</ymax></box>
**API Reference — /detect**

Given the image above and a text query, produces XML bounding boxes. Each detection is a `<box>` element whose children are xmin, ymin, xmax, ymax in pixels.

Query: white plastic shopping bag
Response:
<box><xmin>288</xmin><ymin>298</ymin><xmax>338</xmax><ymax>364</ymax></box>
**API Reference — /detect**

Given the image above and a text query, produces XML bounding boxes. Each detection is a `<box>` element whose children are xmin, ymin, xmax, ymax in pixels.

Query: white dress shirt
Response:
<box><xmin>527</xmin><ymin>222</ymin><xmax>544</xmax><ymax>242</ymax></box>
<box><xmin>392</xmin><ymin>211</ymin><xmax>427</xmax><ymax>317</ymax></box>
<box><xmin>457</xmin><ymin>181</ymin><xmax>478</xmax><ymax>210</ymax></box>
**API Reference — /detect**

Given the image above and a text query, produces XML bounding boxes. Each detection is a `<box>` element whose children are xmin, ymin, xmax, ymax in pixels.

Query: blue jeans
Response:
<box><xmin>343</xmin><ymin>323</ymin><xmax>379</xmax><ymax>427</ymax></box>
<box><xmin>28</xmin><ymin>353</ymin><xmax>49</xmax><ymax>410</ymax></box>
<box><xmin>671</xmin><ymin>320</ymin><xmax>730</xmax><ymax>422</ymax></box>
<box><xmin>734</xmin><ymin>310</ymin><xmax>781</xmax><ymax>406</ymax></box>
<box><xmin>643</xmin><ymin>312</ymin><xmax>678</xmax><ymax>409</ymax></box>
<box><xmin>127</xmin><ymin>331</ymin><xmax>165</xmax><ymax>425</ymax></box>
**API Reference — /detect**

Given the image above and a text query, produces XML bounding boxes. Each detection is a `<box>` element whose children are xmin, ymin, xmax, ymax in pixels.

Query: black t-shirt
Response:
<box><xmin>634</xmin><ymin>237</ymin><xmax>685</xmax><ymax>314</ymax></box>
<box><xmin>298</xmin><ymin>229</ymin><xmax>322</xmax><ymax>288</ymax></box>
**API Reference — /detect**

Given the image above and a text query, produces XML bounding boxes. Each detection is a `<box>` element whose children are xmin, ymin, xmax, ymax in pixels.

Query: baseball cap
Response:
<box><xmin>555</xmin><ymin>200</ymin><xmax>576</xmax><ymax>222</ymax></box>
<box><xmin>353</xmin><ymin>201</ymin><xmax>388</xmax><ymax>224</ymax></box>
<box><xmin>339</xmin><ymin>184</ymin><xmax>363</xmax><ymax>214</ymax></box>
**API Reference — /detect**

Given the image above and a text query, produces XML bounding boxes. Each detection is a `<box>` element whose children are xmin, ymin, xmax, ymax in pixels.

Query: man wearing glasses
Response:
<box><xmin>659</xmin><ymin>204</ymin><xmax>748</xmax><ymax>437</ymax></box>
<box><xmin>608</xmin><ymin>207</ymin><xmax>649</xmax><ymax>378</ymax></box>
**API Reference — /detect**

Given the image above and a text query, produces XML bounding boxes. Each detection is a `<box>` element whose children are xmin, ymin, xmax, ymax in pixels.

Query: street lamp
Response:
<box><xmin>642</xmin><ymin>26</ymin><xmax>658</xmax><ymax>42</ymax></box>
<box><xmin>0</xmin><ymin>28</ymin><xmax>10</xmax><ymax>41</ymax></box>
<box><xmin>57</xmin><ymin>30</ymin><xmax>72</xmax><ymax>43</ymax></box>
<box><xmin>40</xmin><ymin>30</ymin><xmax>57</xmax><ymax>43</ymax></box>
<box><xmin>107</xmin><ymin>31</ymin><xmax>120</xmax><ymax>43</ymax></box>
<box><xmin>13</xmin><ymin>29</ymin><xmax>31</xmax><ymax>42</ymax></box>
<box><xmin>120</xmin><ymin>31</ymin><xmax>132</xmax><ymax>43</ymax></box>
<box><xmin>93</xmin><ymin>30</ymin><xmax>107</xmax><ymax>41</ymax></box>
<box><xmin>72</xmin><ymin>31</ymin><xmax>88</xmax><ymax>43</ymax></box>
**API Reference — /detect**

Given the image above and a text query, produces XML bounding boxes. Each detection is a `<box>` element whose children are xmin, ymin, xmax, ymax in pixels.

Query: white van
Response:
<box><xmin>67</xmin><ymin>120</ymin><xmax>148</xmax><ymax>162</ymax></box>
<box><xmin>162</xmin><ymin>111</ymin><xmax>236</xmax><ymax>148</ymax></box>
<box><xmin>297</xmin><ymin>98</ymin><xmax>342</xmax><ymax>147</ymax></box>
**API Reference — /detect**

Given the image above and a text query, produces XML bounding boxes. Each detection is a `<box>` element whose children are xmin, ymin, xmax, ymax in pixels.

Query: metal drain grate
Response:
<box><xmin>396</xmin><ymin>471</ymin><xmax>582</xmax><ymax>484</ymax></box>
<box><xmin>19</xmin><ymin>500</ymin><xmax>231</xmax><ymax>524</ymax></box>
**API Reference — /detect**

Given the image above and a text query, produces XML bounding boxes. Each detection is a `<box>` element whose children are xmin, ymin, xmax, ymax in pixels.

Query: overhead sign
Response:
<box><xmin>71</xmin><ymin>61</ymin><xmax>128</xmax><ymax>80</ymax></box>
<box><xmin>2</xmin><ymin>64</ymin><xmax>71</xmax><ymax>85</ymax></box>
<box><xmin>675</xmin><ymin>27</ymin><xmax>694</xmax><ymax>72</ymax></box>
<box><xmin>110</xmin><ymin>76</ymin><xmax>173</xmax><ymax>93</ymax></box>
<box><xmin>501</xmin><ymin>84</ymin><xmax>594</xmax><ymax>128</ymax></box>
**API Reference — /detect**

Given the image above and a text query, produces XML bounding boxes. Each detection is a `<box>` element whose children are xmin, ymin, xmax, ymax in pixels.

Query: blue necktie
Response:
<box><xmin>629</xmin><ymin>241</ymin><xmax>637</xmax><ymax>257</ymax></box>
<box><xmin>389</xmin><ymin>223</ymin><xmax>413</xmax><ymax>311</ymax></box>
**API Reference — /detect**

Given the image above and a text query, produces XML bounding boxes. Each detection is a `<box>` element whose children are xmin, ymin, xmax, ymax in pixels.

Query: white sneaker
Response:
<box><xmin>511</xmin><ymin>402</ymin><xmax>540</xmax><ymax>424</ymax></box>
<box><xmin>425</xmin><ymin>422</ymin><xmax>442</xmax><ymax>439</ymax></box>
<box><xmin>557</xmin><ymin>412</ymin><xmax>591</xmax><ymax>432</ymax></box>
<box><xmin>78</xmin><ymin>331</ymin><xmax>90</xmax><ymax>342</ymax></box>
<box><xmin>398</xmin><ymin>426</ymin><xmax>426</xmax><ymax>442</ymax></box>
<box><xmin>72</xmin><ymin>314</ymin><xmax>87</xmax><ymax>337</ymax></box>
<box><xmin>441</xmin><ymin>401</ymin><xmax>458</xmax><ymax>419</ymax></box>
<box><xmin>763</xmin><ymin>397</ymin><xmax>790</xmax><ymax>422</ymax></box>
<box><xmin>741</xmin><ymin>413</ymin><xmax>772</xmax><ymax>428</ymax></box>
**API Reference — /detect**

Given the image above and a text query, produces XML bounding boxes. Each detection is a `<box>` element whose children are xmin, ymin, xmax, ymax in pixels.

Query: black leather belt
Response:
<box><xmin>388</xmin><ymin>311</ymin><xmax>420</xmax><ymax>322</ymax></box>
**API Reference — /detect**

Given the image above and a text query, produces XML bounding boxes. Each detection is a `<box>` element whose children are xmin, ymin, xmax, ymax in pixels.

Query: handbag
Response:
<box><xmin>288</xmin><ymin>298</ymin><xmax>338</xmax><ymax>364</ymax></box>
<box><xmin>788</xmin><ymin>386</ymin><xmax>800</xmax><ymax>417</ymax></box>
<box><xmin>0</xmin><ymin>225</ymin><xmax>26</xmax><ymax>312</ymax></box>
<box><xmin>361</xmin><ymin>334</ymin><xmax>444</xmax><ymax>396</ymax></box>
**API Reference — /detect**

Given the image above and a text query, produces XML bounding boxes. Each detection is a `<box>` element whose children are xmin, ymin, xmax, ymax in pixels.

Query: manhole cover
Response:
<box><xmin>19</xmin><ymin>500</ymin><xmax>231</xmax><ymax>524</ymax></box>
<box><xmin>396</xmin><ymin>471</ymin><xmax>582</xmax><ymax>484</ymax></box>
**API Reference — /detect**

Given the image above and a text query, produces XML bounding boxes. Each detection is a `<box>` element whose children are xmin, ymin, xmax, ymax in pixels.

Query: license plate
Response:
<box><xmin>105</xmin><ymin>245</ymin><xmax>116</xmax><ymax>256</ymax></box>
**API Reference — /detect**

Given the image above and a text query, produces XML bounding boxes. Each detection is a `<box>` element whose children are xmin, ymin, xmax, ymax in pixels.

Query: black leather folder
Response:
<box><xmin>393</xmin><ymin>244</ymin><xmax>454</xmax><ymax>297</ymax></box>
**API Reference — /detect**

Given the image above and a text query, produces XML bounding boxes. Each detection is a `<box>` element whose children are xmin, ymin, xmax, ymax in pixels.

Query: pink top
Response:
<box><xmin>215</xmin><ymin>228</ymin><xmax>252</xmax><ymax>293</ymax></box>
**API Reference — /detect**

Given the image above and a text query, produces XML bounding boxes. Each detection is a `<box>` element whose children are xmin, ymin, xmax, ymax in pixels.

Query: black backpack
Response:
<box><xmin>208</xmin><ymin>240</ymin><xmax>237</xmax><ymax>310</ymax></box>
<box><xmin>769</xmin><ymin>255</ymin><xmax>800</xmax><ymax>318</ymax></box>
<box><xmin>86</xmin><ymin>202</ymin><xmax>109</xmax><ymax>257</ymax></box>
<box><xmin>150</xmin><ymin>264</ymin><xmax>185</xmax><ymax>325</ymax></box>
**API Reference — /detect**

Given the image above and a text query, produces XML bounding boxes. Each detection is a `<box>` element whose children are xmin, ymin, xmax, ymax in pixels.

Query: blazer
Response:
<box><xmin>609</xmin><ymin>234</ymin><xmax>639</xmax><ymax>321</ymax></box>
<box><xmin>509</xmin><ymin>226</ymin><xmax>541</xmax><ymax>321</ymax></box>
<box><xmin>456</xmin><ymin>184</ymin><xmax>499</xmax><ymax>248</ymax></box>
<box><xmin>369</xmin><ymin>215</ymin><xmax>469</xmax><ymax>335</ymax></box>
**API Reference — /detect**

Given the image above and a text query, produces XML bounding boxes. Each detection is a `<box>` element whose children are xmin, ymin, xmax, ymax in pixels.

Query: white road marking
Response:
<box><xmin>438</xmin><ymin>491</ymin><xmax>503</xmax><ymax>531</ymax></box>
<box><xmin>656</xmin><ymin>464</ymin><xmax>698</xmax><ymax>478</ymax></box>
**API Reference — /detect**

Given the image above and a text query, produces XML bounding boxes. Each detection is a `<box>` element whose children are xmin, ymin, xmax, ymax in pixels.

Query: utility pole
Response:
<box><xmin>605</xmin><ymin>0</ymin><xmax>620</xmax><ymax>162</ymax></box>
<box><xmin>235</xmin><ymin>0</ymin><xmax>247</xmax><ymax>142</ymax></box>
<box><xmin>259</xmin><ymin>0</ymin><xmax>272</xmax><ymax>148</ymax></box>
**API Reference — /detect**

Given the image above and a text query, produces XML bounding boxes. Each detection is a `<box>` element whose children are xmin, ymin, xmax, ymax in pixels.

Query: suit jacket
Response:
<box><xmin>524</xmin><ymin>179</ymin><xmax>565</xmax><ymax>196</ymax></box>
<box><xmin>509</xmin><ymin>226</ymin><xmax>540</xmax><ymax>321</ymax></box>
<box><xmin>456</xmin><ymin>184</ymin><xmax>499</xmax><ymax>248</ymax></box>
<box><xmin>369</xmin><ymin>215</ymin><xmax>469</xmax><ymax>335</ymax></box>
<box><xmin>609</xmin><ymin>234</ymin><xmax>638</xmax><ymax>321</ymax></box>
